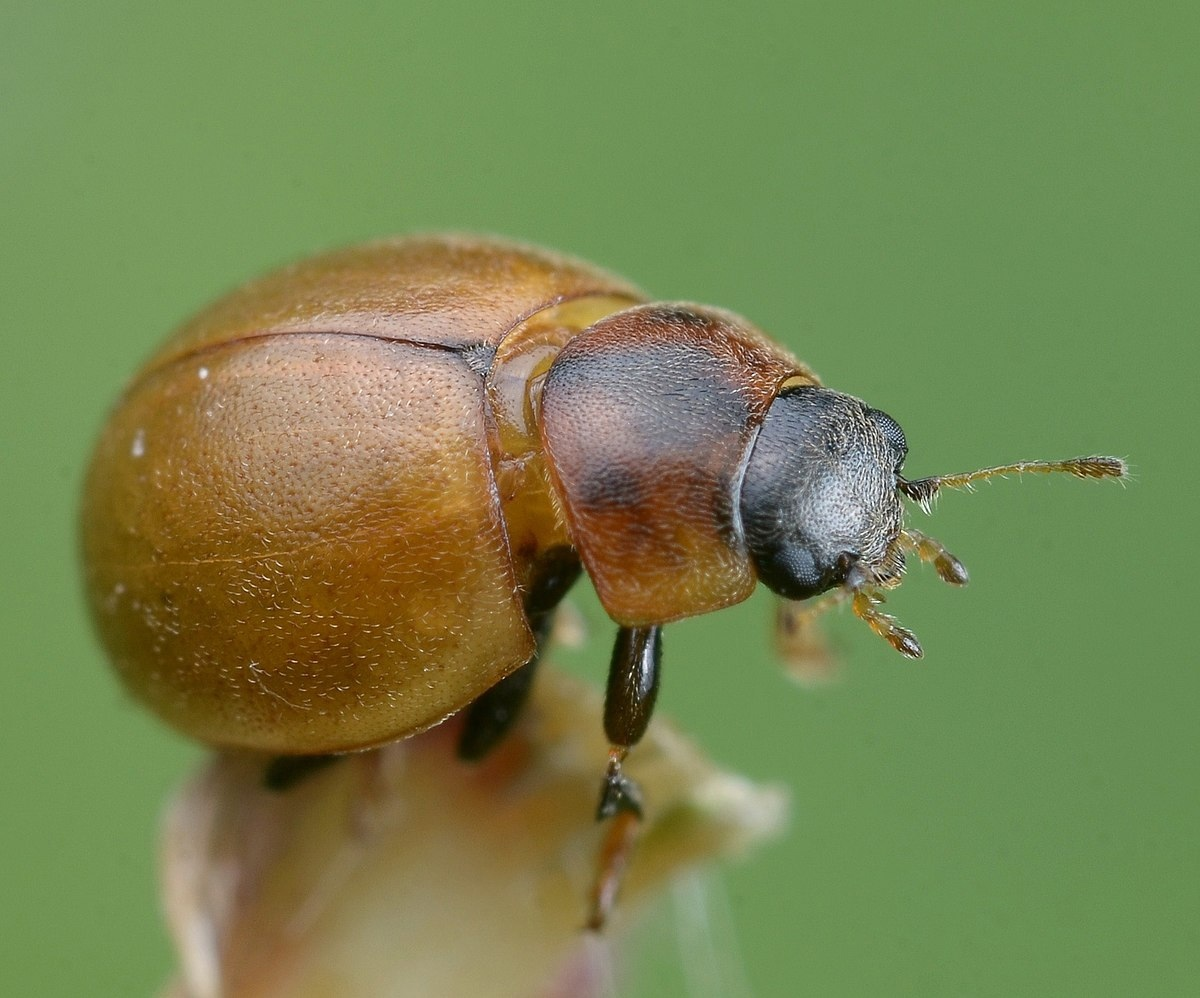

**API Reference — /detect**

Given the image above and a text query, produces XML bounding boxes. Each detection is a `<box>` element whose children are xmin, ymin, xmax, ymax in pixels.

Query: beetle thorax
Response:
<box><xmin>485</xmin><ymin>296</ymin><xmax>639</xmax><ymax>588</ymax></box>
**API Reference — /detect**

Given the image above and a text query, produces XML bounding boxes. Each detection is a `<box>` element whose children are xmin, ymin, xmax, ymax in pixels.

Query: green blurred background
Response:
<box><xmin>3</xmin><ymin>2</ymin><xmax>1195</xmax><ymax>995</ymax></box>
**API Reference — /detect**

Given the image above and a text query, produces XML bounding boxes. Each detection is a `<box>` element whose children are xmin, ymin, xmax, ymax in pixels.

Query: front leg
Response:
<box><xmin>588</xmin><ymin>624</ymin><xmax>662</xmax><ymax>930</ymax></box>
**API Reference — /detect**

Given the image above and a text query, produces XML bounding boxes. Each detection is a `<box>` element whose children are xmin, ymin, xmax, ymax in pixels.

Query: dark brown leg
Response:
<box><xmin>457</xmin><ymin>546</ymin><xmax>582</xmax><ymax>761</ymax></box>
<box><xmin>456</xmin><ymin>643</ymin><xmax>543</xmax><ymax>761</ymax></box>
<box><xmin>588</xmin><ymin>624</ymin><xmax>662</xmax><ymax>930</ymax></box>
<box><xmin>263</xmin><ymin>752</ymin><xmax>341</xmax><ymax>792</ymax></box>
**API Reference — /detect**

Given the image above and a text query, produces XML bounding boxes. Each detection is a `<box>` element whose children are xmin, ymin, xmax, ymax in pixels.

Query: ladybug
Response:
<box><xmin>80</xmin><ymin>235</ymin><xmax>1124</xmax><ymax>926</ymax></box>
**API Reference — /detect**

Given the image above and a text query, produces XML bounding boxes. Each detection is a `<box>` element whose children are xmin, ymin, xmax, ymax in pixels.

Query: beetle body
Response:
<box><xmin>81</xmin><ymin>236</ymin><xmax>818</xmax><ymax>753</ymax></box>
<box><xmin>84</xmin><ymin>235</ymin><xmax>1126</xmax><ymax>927</ymax></box>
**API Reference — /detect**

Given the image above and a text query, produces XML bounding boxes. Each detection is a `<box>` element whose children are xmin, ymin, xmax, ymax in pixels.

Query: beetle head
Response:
<box><xmin>740</xmin><ymin>384</ymin><xmax>1126</xmax><ymax>658</ymax></box>
<box><xmin>740</xmin><ymin>385</ymin><xmax>908</xmax><ymax>603</ymax></box>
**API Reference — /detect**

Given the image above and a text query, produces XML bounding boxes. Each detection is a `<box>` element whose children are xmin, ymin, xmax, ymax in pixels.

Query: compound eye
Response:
<box><xmin>756</xmin><ymin>545</ymin><xmax>860</xmax><ymax>601</ymax></box>
<box><xmin>868</xmin><ymin>407</ymin><xmax>908</xmax><ymax>471</ymax></box>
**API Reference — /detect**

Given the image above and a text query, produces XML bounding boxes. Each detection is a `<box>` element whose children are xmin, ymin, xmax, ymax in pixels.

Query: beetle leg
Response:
<box><xmin>587</xmin><ymin>800</ymin><xmax>641</xmax><ymax>932</ymax></box>
<box><xmin>588</xmin><ymin>625</ymin><xmax>662</xmax><ymax>930</ymax></box>
<box><xmin>456</xmin><ymin>633</ymin><xmax>545</xmax><ymax>761</ymax></box>
<box><xmin>263</xmin><ymin>752</ymin><xmax>342</xmax><ymax>792</ymax></box>
<box><xmin>457</xmin><ymin>546</ymin><xmax>583</xmax><ymax>760</ymax></box>
<box><xmin>775</xmin><ymin>595</ymin><xmax>841</xmax><ymax>685</ymax></box>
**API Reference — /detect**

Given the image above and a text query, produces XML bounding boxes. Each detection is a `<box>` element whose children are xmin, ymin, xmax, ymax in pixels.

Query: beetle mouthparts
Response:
<box><xmin>899</xmin><ymin>529</ymin><xmax>968</xmax><ymax>587</ymax></box>
<box><xmin>850</xmin><ymin>589</ymin><xmax>923</xmax><ymax>660</ymax></box>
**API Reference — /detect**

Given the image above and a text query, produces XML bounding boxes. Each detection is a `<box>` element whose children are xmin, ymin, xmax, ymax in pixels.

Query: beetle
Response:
<box><xmin>80</xmin><ymin>234</ymin><xmax>1124</xmax><ymax>927</ymax></box>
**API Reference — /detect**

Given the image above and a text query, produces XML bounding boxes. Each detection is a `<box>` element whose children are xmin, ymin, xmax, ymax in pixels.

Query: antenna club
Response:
<box><xmin>1069</xmin><ymin>456</ymin><xmax>1128</xmax><ymax>480</ymax></box>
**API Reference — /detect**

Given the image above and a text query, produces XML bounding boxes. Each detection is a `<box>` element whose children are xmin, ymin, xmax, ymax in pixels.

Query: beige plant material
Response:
<box><xmin>159</xmin><ymin>669</ymin><xmax>787</xmax><ymax>998</ymax></box>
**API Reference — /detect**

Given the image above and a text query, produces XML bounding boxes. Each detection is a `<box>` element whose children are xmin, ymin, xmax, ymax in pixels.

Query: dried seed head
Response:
<box><xmin>159</xmin><ymin>669</ymin><xmax>787</xmax><ymax>998</ymax></box>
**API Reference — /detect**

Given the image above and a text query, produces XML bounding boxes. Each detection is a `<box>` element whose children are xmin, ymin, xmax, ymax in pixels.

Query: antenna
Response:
<box><xmin>898</xmin><ymin>456</ymin><xmax>1127</xmax><ymax>511</ymax></box>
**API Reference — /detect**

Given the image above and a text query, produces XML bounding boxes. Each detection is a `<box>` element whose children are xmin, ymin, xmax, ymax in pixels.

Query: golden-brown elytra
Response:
<box><xmin>80</xmin><ymin>234</ymin><xmax>1126</xmax><ymax>928</ymax></box>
